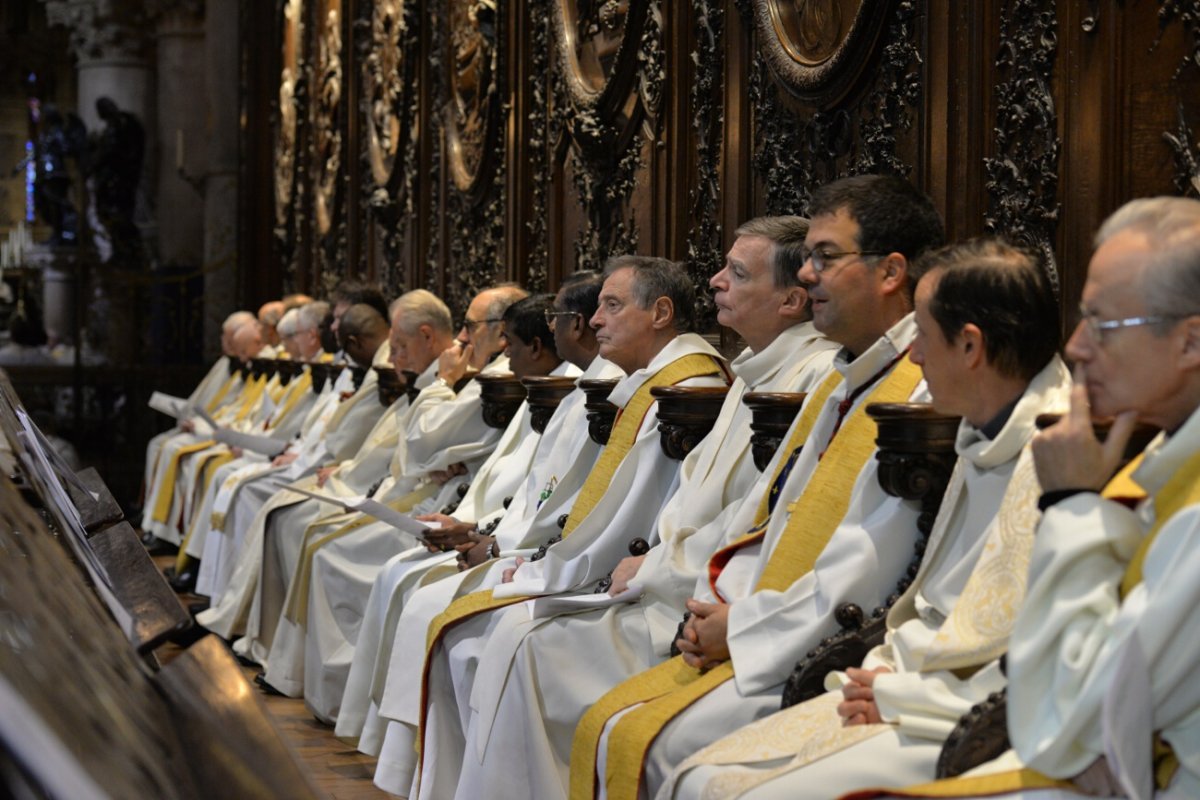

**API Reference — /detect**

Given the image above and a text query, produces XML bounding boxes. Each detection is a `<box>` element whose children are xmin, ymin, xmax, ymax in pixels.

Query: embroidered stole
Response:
<box><xmin>571</xmin><ymin>357</ymin><xmax>923</xmax><ymax>800</ymax></box>
<box><xmin>415</xmin><ymin>352</ymin><xmax>725</xmax><ymax>764</ymax></box>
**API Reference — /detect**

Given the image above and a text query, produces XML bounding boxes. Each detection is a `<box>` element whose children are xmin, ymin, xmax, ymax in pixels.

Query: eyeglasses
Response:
<box><xmin>460</xmin><ymin>316</ymin><xmax>504</xmax><ymax>331</ymax></box>
<box><xmin>802</xmin><ymin>248</ymin><xmax>889</xmax><ymax>274</ymax></box>
<box><xmin>545</xmin><ymin>310</ymin><xmax>582</xmax><ymax>328</ymax></box>
<box><xmin>1077</xmin><ymin>303</ymin><xmax>1188</xmax><ymax>344</ymax></box>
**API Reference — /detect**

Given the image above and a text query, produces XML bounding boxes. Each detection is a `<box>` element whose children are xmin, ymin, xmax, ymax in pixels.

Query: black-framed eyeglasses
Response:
<box><xmin>1077</xmin><ymin>303</ymin><xmax>1190</xmax><ymax>344</ymax></box>
<box><xmin>545</xmin><ymin>310</ymin><xmax>582</xmax><ymax>328</ymax></box>
<box><xmin>461</xmin><ymin>316</ymin><xmax>504</xmax><ymax>331</ymax></box>
<box><xmin>802</xmin><ymin>248</ymin><xmax>889</xmax><ymax>274</ymax></box>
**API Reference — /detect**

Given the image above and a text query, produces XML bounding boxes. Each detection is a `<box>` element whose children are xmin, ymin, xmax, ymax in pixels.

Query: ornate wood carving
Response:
<box><xmin>651</xmin><ymin>385</ymin><xmax>729</xmax><ymax>461</ymax></box>
<box><xmin>311</xmin><ymin>1</ymin><xmax>347</xmax><ymax>285</ymax></box>
<box><xmin>984</xmin><ymin>0</ymin><xmax>1061</xmax><ymax>293</ymax></box>
<box><xmin>579</xmin><ymin>377</ymin><xmax>620</xmax><ymax>444</ymax></box>
<box><xmin>936</xmin><ymin>689</ymin><xmax>1011</xmax><ymax>778</ymax></box>
<box><xmin>522</xmin><ymin>375</ymin><xmax>578</xmax><ymax>433</ymax></box>
<box><xmin>476</xmin><ymin>373</ymin><xmax>528</xmax><ymax>429</ymax></box>
<box><xmin>524</xmin><ymin>0</ymin><xmax>556</xmax><ymax>291</ymax></box>
<box><xmin>550</xmin><ymin>0</ymin><xmax>663</xmax><ymax>270</ymax></box>
<box><xmin>687</xmin><ymin>0</ymin><xmax>724</xmax><ymax>328</ymax></box>
<box><xmin>781</xmin><ymin>402</ymin><xmax>959</xmax><ymax>708</ymax></box>
<box><xmin>355</xmin><ymin>0</ymin><xmax>420</xmax><ymax>279</ymax></box>
<box><xmin>1156</xmin><ymin>2</ymin><xmax>1200</xmax><ymax>197</ymax></box>
<box><xmin>440</xmin><ymin>0</ymin><xmax>509</xmax><ymax>314</ymax></box>
<box><xmin>736</xmin><ymin>0</ymin><xmax>921</xmax><ymax>216</ymax></box>
<box><xmin>274</xmin><ymin>0</ymin><xmax>306</xmax><ymax>285</ymax></box>
<box><xmin>743</xmin><ymin>391</ymin><xmax>808</xmax><ymax>471</ymax></box>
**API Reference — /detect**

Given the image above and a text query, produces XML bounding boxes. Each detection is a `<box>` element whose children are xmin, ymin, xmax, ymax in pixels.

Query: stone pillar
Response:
<box><xmin>202</xmin><ymin>0</ymin><xmax>239</xmax><ymax>362</ymax></box>
<box><xmin>42</xmin><ymin>0</ymin><xmax>156</xmax><ymax>361</ymax></box>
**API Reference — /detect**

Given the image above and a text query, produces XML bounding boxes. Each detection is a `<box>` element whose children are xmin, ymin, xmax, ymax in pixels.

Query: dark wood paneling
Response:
<box><xmin>245</xmin><ymin>0</ymin><xmax>1200</xmax><ymax>326</ymax></box>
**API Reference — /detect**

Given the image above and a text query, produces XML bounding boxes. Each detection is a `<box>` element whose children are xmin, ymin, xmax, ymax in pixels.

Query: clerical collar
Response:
<box><xmin>978</xmin><ymin>395</ymin><xmax>1021</xmax><ymax>440</ymax></box>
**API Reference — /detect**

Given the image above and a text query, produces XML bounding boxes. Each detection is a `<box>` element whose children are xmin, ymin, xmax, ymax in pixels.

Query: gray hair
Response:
<box><xmin>392</xmin><ymin>289</ymin><xmax>454</xmax><ymax>335</ymax></box>
<box><xmin>734</xmin><ymin>216</ymin><xmax>810</xmax><ymax>289</ymax></box>
<box><xmin>276</xmin><ymin>308</ymin><xmax>300</xmax><ymax>338</ymax></box>
<box><xmin>603</xmin><ymin>255</ymin><xmax>695</xmax><ymax>333</ymax></box>
<box><xmin>296</xmin><ymin>300</ymin><xmax>329</xmax><ymax>332</ymax></box>
<box><xmin>1096</xmin><ymin>197</ymin><xmax>1200</xmax><ymax>332</ymax></box>
<box><xmin>223</xmin><ymin>310</ymin><xmax>256</xmax><ymax>333</ymax></box>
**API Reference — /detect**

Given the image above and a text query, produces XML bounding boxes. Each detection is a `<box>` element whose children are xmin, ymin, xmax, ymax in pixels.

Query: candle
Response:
<box><xmin>176</xmin><ymin>129</ymin><xmax>184</xmax><ymax>171</ymax></box>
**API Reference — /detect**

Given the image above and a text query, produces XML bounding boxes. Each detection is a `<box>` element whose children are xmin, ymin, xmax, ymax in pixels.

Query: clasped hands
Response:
<box><xmin>675</xmin><ymin>599</ymin><xmax>731</xmax><ymax>670</ymax></box>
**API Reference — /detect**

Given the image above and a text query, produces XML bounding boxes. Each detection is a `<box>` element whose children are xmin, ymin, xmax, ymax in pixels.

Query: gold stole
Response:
<box><xmin>268</xmin><ymin>369</ymin><xmax>313</xmax><ymax>428</ymax></box>
<box><xmin>204</xmin><ymin>371</ymin><xmax>238</xmax><ymax>413</ymax></box>
<box><xmin>416</xmin><ymin>352</ymin><xmax>725</xmax><ymax>763</ymax></box>
<box><xmin>284</xmin><ymin>480</ymin><xmax>439</xmax><ymax>626</ymax></box>
<box><xmin>571</xmin><ymin>357</ymin><xmax>923</xmax><ymax>800</ymax></box>
<box><xmin>173</xmin><ymin>450</ymin><xmax>238</xmax><ymax>571</ymax></box>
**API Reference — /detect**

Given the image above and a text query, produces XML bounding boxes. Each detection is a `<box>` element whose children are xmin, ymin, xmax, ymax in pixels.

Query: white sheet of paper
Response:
<box><xmin>148</xmin><ymin>391</ymin><xmax>189</xmax><ymax>418</ymax></box>
<box><xmin>287</xmin><ymin>485</ymin><xmax>441</xmax><ymax>535</ymax></box>
<box><xmin>212</xmin><ymin>426</ymin><xmax>288</xmax><ymax>457</ymax></box>
<box><xmin>1103</xmin><ymin>632</ymin><xmax>1154</xmax><ymax>800</ymax></box>
<box><xmin>527</xmin><ymin>585</ymin><xmax>641</xmax><ymax>619</ymax></box>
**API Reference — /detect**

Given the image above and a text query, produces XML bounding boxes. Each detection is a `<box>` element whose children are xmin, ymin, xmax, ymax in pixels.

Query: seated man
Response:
<box><xmin>196</xmin><ymin>290</ymin><xmax>456</xmax><ymax>646</ymax></box>
<box><xmin>408</xmin><ymin>215</ymin><xmax>839</xmax><ymax>800</ymax></box>
<box><xmin>252</xmin><ymin>284</ymin><xmax>526</xmax><ymax>697</ymax></box>
<box><xmin>408</xmin><ymin>256</ymin><xmax>731</xmax><ymax>799</ymax></box>
<box><xmin>571</xmin><ymin>174</ymin><xmax>943</xmax><ymax>800</ymax></box>
<box><xmin>661</xmin><ymin>238</ymin><xmax>1070</xmax><ymax>800</ymax></box>
<box><xmin>864</xmin><ymin>198</ymin><xmax>1200</xmax><ymax>800</ymax></box>
<box><xmin>297</xmin><ymin>293</ymin><xmax>576</xmax><ymax>720</ymax></box>
<box><xmin>337</xmin><ymin>272</ymin><xmax>621</xmax><ymax>752</ymax></box>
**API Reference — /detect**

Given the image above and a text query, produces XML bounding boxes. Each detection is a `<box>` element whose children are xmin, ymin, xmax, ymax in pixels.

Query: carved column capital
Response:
<box><xmin>42</xmin><ymin>0</ymin><xmax>155</xmax><ymax>62</ymax></box>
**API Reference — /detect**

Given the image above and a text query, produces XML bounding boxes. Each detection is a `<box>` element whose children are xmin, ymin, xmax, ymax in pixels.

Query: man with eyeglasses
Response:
<box><xmin>405</xmin><ymin>256</ymin><xmax>732</xmax><ymax>800</ymax></box>
<box><xmin>340</xmin><ymin>273</ymin><xmax>622</xmax><ymax>772</ymax></box>
<box><xmin>573</xmin><ymin>174</ymin><xmax>945</xmax><ymax>800</ymax></box>
<box><xmin>397</xmin><ymin>216</ymin><xmax>840</xmax><ymax>800</ymax></box>
<box><xmin>237</xmin><ymin>286</ymin><xmax>526</xmax><ymax>698</ymax></box>
<box><xmin>864</xmin><ymin>197</ymin><xmax>1200</xmax><ymax>800</ymax></box>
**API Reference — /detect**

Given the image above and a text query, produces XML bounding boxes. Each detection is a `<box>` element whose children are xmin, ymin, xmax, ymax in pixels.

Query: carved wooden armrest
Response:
<box><xmin>651</xmin><ymin>385</ymin><xmax>729</xmax><ymax>461</ymax></box>
<box><xmin>743</xmin><ymin>392</ymin><xmax>808</xmax><ymax>471</ymax></box>
<box><xmin>580</xmin><ymin>378</ymin><xmax>620</xmax><ymax>444</ymax></box>
<box><xmin>781</xmin><ymin>403</ymin><xmax>960</xmax><ymax>709</ymax></box>
<box><xmin>439</xmin><ymin>480</ymin><xmax>472</xmax><ymax>515</ymax></box>
<box><xmin>523</xmin><ymin>376</ymin><xmax>578</xmax><ymax>434</ymax></box>
<box><xmin>478</xmin><ymin>373</ymin><xmax>527</xmax><ymax>429</ymax></box>
<box><xmin>530</xmin><ymin>513</ymin><xmax>570</xmax><ymax>561</ymax></box>
<box><xmin>935</xmin><ymin>689</ymin><xmax>1010</xmax><ymax>779</ymax></box>
<box><xmin>374</xmin><ymin>366</ymin><xmax>405</xmax><ymax>406</ymax></box>
<box><xmin>594</xmin><ymin>537</ymin><xmax>651</xmax><ymax>593</ymax></box>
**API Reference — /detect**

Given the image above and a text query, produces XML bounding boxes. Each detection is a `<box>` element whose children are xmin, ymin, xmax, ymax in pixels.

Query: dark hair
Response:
<box><xmin>734</xmin><ymin>216</ymin><xmax>810</xmax><ymax>289</ymax></box>
<box><xmin>807</xmin><ymin>175</ymin><xmax>945</xmax><ymax>293</ymax></box>
<box><xmin>558</xmin><ymin>270</ymin><xmax>604</xmax><ymax>319</ymax></box>
<box><xmin>920</xmin><ymin>238</ymin><xmax>1060</xmax><ymax>381</ymax></box>
<box><xmin>503</xmin><ymin>294</ymin><xmax>555</xmax><ymax>351</ymax></box>
<box><xmin>332</xmin><ymin>279</ymin><xmax>389</xmax><ymax>322</ymax></box>
<box><xmin>603</xmin><ymin>255</ymin><xmax>695</xmax><ymax>333</ymax></box>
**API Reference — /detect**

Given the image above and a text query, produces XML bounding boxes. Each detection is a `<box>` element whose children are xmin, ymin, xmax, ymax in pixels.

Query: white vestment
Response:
<box><xmin>440</xmin><ymin>323</ymin><xmax>838</xmax><ymax>800</ymax></box>
<box><xmin>409</xmin><ymin>333</ymin><xmax>729</xmax><ymax>800</ymax></box>
<box><xmin>663</xmin><ymin>358</ymin><xmax>1072</xmax><ymax>800</ymax></box>
<box><xmin>255</xmin><ymin>357</ymin><xmax>513</xmax><ymax>699</ymax></box>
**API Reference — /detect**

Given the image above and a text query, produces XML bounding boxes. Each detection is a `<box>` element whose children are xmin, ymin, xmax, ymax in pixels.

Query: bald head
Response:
<box><xmin>232</xmin><ymin>322</ymin><xmax>264</xmax><ymax>361</ymax></box>
<box><xmin>459</xmin><ymin>285</ymin><xmax>529</xmax><ymax>370</ymax></box>
<box><xmin>222</xmin><ymin>311</ymin><xmax>256</xmax><ymax>355</ymax></box>
<box><xmin>258</xmin><ymin>300</ymin><xmax>286</xmax><ymax>346</ymax></box>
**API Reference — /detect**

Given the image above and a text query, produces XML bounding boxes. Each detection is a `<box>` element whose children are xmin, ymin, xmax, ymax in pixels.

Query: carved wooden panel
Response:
<box><xmin>239</xmin><ymin>0</ymin><xmax>1200</xmax><ymax>325</ymax></box>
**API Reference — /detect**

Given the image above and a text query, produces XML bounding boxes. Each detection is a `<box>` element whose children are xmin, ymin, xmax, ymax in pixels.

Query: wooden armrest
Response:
<box><xmin>781</xmin><ymin>603</ymin><xmax>886</xmax><ymax>707</ymax></box>
<box><xmin>477</xmin><ymin>373</ymin><xmax>528</xmax><ymax>430</ymax></box>
<box><xmin>580</xmin><ymin>379</ymin><xmax>620</xmax><ymax>444</ymax></box>
<box><xmin>935</xmin><ymin>689</ymin><xmax>1010</xmax><ymax>779</ymax></box>
<box><xmin>88</xmin><ymin>521</ymin><xmax>192</xmax><ymax>653</ymax></box>
<box><xmin>155</xmin><ymin>635</ymin><xmax>323</xmax><ymax>799</ymax></box>
<box><xmin>651</xmin><ymin>385</ymin><xmax>729</xmax><ymax>461</ymax></box>
<box><xmin>523</xmin><ymin>376</ymin><xmax>578</xmax><ymax>434</ymax></box>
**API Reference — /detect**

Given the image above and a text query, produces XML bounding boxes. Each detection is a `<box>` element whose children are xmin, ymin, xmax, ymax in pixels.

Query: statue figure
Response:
<box><xmin>88</xmin><ymin>97</ymin><xmax>144</xmax><ymax>263</ymax></box>
<box><xmin>29</xmin><ymin>104</ymin><xmax>87</xmax><ymax>245</ymax></box>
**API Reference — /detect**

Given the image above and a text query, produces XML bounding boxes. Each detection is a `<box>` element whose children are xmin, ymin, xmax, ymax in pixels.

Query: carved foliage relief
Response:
<box><xmin>984</xmin><ymin>0</ymin><xmax>1061</xmax><ymax>292</ymax></box>
<box><xmin>274</xmin><ymin>0</ymin><xmax>305</xmax><ymax>277</ymax></box>
<box><xmin>312</xmin><ymin>0</ymin><xmax>344</xmax><ymax>246</ymax></box>
<box><xmin>357</xmin><ymin>0</ymin><xmax>420</xmax><ymax>281</ymax></box>
<box><xmin>1157</xmin><ymin>0</ymin><xmax>1200</xmax><ymax>196</ymax></box>
<box><xmin>738</xmin><ymin>0</ymin><xmax>922</xmax><ymax>216</ymax></box>
<box><xmin>439</xmin><ymin>0</ymin><xmax>509</xmax><ymax>312</ymax></box>
<box><xmin>551</xmin><ymin>0</ymin><xmax>663</xmax><ymax>271</ymax></box>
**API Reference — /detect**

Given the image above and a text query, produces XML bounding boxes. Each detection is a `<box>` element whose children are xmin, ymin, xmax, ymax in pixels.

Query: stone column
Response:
<box><xmin>42</xmin><ymin>0</ymin><xmax>155</xmax><ymax>361</ymax></box>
